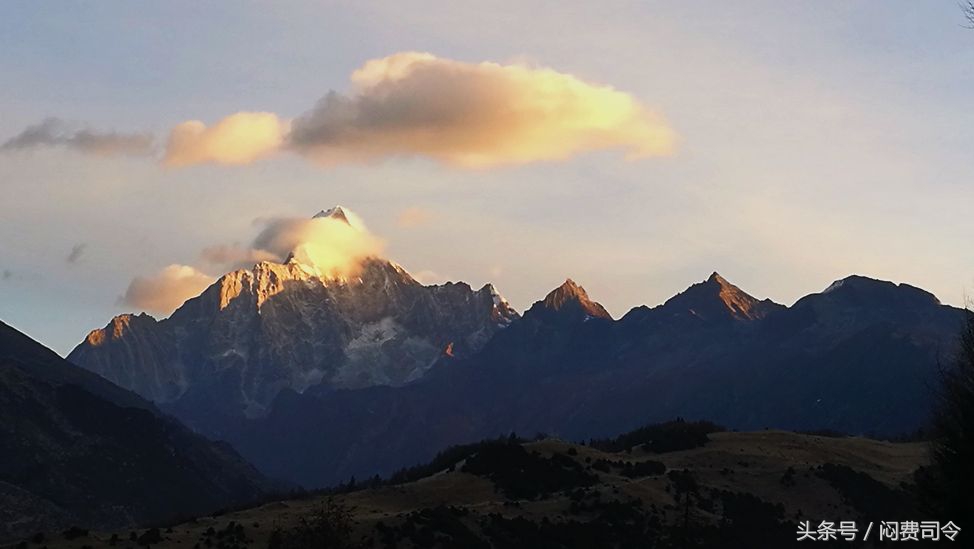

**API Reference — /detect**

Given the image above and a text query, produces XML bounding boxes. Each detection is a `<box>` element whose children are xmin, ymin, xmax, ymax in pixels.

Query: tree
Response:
<box><xmin>965</xmin><ymin>2</ymin><xmax>974</xmax><ymax>29</ymax></box>
<box><xmin>926</xmin><ymin>309</ymin><xmax>974</xmax><ymax>525</ymax></box>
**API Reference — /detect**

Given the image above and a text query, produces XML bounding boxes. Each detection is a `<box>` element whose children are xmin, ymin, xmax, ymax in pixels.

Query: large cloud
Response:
<box><xmin>164</xmin><ymin>112</ymin><xmax>287</xmax><ymax>167</ymax></box>
<box><xmin>2</xmin><ymin>118</ymin><xmax>153</xmax><ymax>157</ymax></box>
<box><xmin>165</xmin><ymin>52</ymin><xmax>675</xmax><ymax>168</ymax></box>
<box><xmin>122</xmin><ymin>264</ymin><xmax>215</xmax><ymax>316</ymax></box>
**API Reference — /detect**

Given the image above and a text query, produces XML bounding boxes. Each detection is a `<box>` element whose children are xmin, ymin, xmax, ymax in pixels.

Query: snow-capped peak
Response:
<box><xmin>313</xmin><ymin>205</ymin><xmax>348</xmax><ymax>220</ymax></box>
<box><xmin>312</xmin><ymin>205</ymin><xmax>366</xmax><ymax>231</ymax></box>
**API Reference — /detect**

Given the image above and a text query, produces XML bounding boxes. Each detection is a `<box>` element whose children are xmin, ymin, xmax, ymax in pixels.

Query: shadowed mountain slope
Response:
<box><xmin>0</xmin><ymin>320</ymin><xmax>277</xmax><ymax>542</ymax></box>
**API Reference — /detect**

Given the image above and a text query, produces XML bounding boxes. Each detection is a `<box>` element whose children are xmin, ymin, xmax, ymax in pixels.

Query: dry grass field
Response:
<box><xmin>14</xmin><ymin>430</ymin><xmax>928</xmax><ymax>549</ymax></box>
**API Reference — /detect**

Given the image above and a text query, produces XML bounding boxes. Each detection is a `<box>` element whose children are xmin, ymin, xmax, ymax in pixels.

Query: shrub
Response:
<box><xmin>267</xmin><ymin>499</ymin><xmax>359</xmax><ymax>549</ymax></box>
<box><xmin>462</xmin><ymin>440</ymin><xmax>597</xmax><ymax>499</ymax></box>
<box><xmin>62</xmin><ymin>526</ymin><xmax>88</xmax><ymax>540</ymax></box>
<box><xmin>588</xmin><ymin>419</ymin><xmax>724</xmax><ymax>453</ymax></box>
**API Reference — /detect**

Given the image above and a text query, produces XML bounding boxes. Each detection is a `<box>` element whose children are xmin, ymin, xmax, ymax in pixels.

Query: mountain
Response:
<box><xmin>0</xmin><ymin>320</ymin><xmax>276</xmax><ymax>542</ymax></box>
<box><xmin>654</xmin><ymin>271</ymin><xmax>785</xmax><ymax>322</ymax></box>
<box><xmin>68</xmin><ymin>208</ymin><xmax>518</xmax><ymax>431</ymax></box>
<box><xmin>64</xmin><ymin>215</ymin><xmax>964</xmax><ymax>489</ymax></box>
<box><xmin>32</xmin><ymin>424</ymin><xmax>929</xmax><ymax>549</ymax></box>
<box><xmin>527</xmin><ymin>279</ymin><xmax>613</xmax><ymax>323</ymax></box>
<box><xmin>224</xmin><ymin>274</ymin><xmax>963</xmax><ymax>487</ymax></box>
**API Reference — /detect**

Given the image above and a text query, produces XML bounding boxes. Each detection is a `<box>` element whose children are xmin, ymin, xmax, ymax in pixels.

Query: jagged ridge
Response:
<box><xmin>70</xmin><ymin>255</ymin><xmax>519</xmax><ymax>423</ymax></box>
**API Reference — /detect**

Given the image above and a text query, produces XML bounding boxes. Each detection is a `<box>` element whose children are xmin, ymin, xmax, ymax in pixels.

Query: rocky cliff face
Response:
<box><xmin>69</xmin><ymin>256</ymin><xmax>518</xmax><ymax>422</ymax></box>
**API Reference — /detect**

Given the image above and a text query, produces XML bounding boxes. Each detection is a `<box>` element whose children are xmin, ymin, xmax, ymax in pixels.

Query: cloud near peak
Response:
<box><xmin>165</xmin><ymin>52</ymin><xmax>675</xmax><ymax>168</ymax></box>
<box><xmin>250</xmin><ymin>215</ymin><xmax>384</xmax><ymax>277</ymax></box>
<box><xmin>200</xmin><ymin>212</ymin><xmax>385</xmax><ymax>277</ymax></box>
<box><xmin>124</xmin><ymin>209</ymin><xmax>384</xmax><ymax>316</ymax></box>
<box><xmin>121</xmin><ymin>264</ymin><xmax>214</xmax><ymax>316</ymax></box>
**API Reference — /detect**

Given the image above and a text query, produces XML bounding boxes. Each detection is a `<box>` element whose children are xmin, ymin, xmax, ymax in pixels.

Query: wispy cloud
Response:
<box><xmin>397</xmin><ymin>207</ymin><xmax>433</xmax><ymax>228</ymax></box>
<box><xmin>66</xmin><ymin>243</ymin><xmax>87</xmax><ymax>264</ymax></box>
<box><xmin>2</xmin><ymin>118</ymin><xmax>153</xmax><ymax>157</ymax></box>
<box><xmin>199</xmin><ymin>243</ymin><xmax>277</xmax><ymax>270</ymax></box>
<box><xmin>411</xmin><ymin>270</ymin><xmax>446</xmax><ymax>285</ymax></box>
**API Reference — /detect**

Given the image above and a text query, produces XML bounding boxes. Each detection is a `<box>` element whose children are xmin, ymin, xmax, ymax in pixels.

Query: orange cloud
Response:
<box><xmin>164</xmin><ymin>52</ymin><xmax>674</xmax><ymax>169</ymax></box>
<box><xmin>164</xmin><ymin>112</ymin><xmax>286</xmax><ymax>167</ymax></box>
<box><xmin>122</xmin><ymin>264</ymin><xmax>214</xmax><ymax>316</ymax></box>
<box><xmin>290</xmin><ymin>52</ymin><xmax>674</xmax><ymax>167</ymax></box>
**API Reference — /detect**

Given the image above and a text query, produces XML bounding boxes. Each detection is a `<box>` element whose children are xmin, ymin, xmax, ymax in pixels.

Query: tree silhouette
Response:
<box><xmin>926</xmin><ymin>309</ymin><xmax>974</xmax><ymax>525</ymax></box>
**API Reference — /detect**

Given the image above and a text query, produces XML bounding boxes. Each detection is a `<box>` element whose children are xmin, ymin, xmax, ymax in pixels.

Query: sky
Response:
<box><xmin>1</xmin><ymin>1</ymin><xmax>973</xmax><ymax>356</ymax></box>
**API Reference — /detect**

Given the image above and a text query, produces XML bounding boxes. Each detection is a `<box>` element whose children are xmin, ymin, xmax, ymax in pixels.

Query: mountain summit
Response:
<box><xmin>528</xmin><ymin>279</ymin><xmax>612</xmax><ymax>322</ymax></box>
<box><xmin>660</xmin><ymin>271</ymin><xmax>784</xmax><ymax>322</ymax></box>
<box><xmin>818</xmin><ymin>275</ymin><xmax>940</xmax><ymax>307</ymax></box>
<box><xmin>312</xmin><ymin>205</ymin><xmax>358</xmax><ymax>228</ymax></box>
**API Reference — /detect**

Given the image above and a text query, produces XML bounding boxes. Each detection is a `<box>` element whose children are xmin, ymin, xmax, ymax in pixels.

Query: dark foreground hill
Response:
<box><xmin>17</xmin><ymin>424</ymin><xmax>935</xmax><ymax>549</ymax></box>
<box><xmin>0</xmin><ymin>320</ymin><xmax>277</xmax><ymax>543</ymax></box>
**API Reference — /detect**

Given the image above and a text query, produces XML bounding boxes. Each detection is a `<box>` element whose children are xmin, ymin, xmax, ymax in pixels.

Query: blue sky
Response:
<box><xmin>1</xmin><ymin>1</ymin><xmax>973</xmax><ymax>355</ymax></box>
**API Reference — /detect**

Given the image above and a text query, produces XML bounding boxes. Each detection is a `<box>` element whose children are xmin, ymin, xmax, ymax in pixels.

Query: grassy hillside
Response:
<box><xmin>14</xmin><ymin>429</ymin><xmax>930</xmax><ymax>549</ymax></box>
